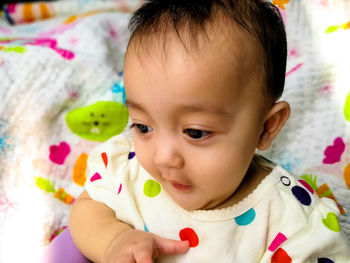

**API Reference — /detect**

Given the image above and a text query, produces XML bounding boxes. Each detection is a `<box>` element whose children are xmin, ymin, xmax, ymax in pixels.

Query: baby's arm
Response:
<box><xmin>69</xmin><ymin>190</ymin><xmax>131</xmax><ymax>262</ymax></box>
<box><xmin>69</xmin><ymin>190</ymin><xmax>189</xmax><ymax>263</ymax></box>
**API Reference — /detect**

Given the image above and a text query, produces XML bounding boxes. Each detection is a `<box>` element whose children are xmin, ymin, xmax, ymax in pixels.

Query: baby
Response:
<box><xmin>69</xmin><ymin>0</ymin><xmax>350</xmax><ymax>262</ymax></box>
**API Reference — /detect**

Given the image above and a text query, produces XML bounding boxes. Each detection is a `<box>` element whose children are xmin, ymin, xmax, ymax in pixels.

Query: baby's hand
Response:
<box><xmin>104</xmin><ymin>229</ymin><xmax>190</xmax><ymax>263</ymax></box>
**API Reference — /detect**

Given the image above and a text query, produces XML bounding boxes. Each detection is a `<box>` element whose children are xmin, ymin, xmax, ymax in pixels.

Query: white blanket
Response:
<box><xmin>0</xmin><ymin>0</ymin><xmax>349</xmax><ymax>262</ymax></box>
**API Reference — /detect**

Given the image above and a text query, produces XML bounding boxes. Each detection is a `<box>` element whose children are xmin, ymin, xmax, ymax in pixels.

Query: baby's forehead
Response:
<box><xmin>125</xmin><ymin>30</ymin><xmax>267</xmax><ymax>109</ymax></box>
<box><xmin>128</xmin><ymin>9</ymin><xmax>261</xmax><ymax>59</ymax></box>
<box><xmin>126</xmin><ymin>13</ymin><xmax>266</xmax><ymax>98</ymax></box>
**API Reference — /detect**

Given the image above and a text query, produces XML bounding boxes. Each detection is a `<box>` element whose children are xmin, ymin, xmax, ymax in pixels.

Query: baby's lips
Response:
<box><xmin>171</xmin><ymin>181</ymin><xmax>192</xmax><ymax>190</ymax></box>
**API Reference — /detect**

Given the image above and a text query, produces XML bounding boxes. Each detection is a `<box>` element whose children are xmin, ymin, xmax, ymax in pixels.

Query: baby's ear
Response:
<box><xmin>257</xmin><ymin>101</ymin><xmax>290</xmax><ymax>151</ymax></box>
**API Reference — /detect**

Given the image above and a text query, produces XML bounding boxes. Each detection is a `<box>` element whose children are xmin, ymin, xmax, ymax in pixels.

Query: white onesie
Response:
<box><xmin>85</xmin><ymin>134</ymin><xmax>350</xmax><ymax>263</ymax></box>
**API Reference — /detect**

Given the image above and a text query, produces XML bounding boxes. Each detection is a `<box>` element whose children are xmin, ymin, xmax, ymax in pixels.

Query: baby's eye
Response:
<box><xmin>183</xmin><ymin>129</ymin><xmax>212</xmax><ymax>139</ymax></box>
<box><xmin>131</xmin><ymin>123</ymin><xmax>153</xmax><ymax>134</ymax></box>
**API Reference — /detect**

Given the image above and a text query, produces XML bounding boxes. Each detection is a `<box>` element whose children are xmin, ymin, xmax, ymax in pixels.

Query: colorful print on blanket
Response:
<box><xmin>66</xmin><ymin>101</ymin><xmax>129</xmax><ymax>142</ymax></box>
<box><xmin>34</xmin><ymin>99</ymin><xmax>129</xmax><ymax>207</ymax></box>
<box><xmin>0</xmin><ymin>38</ymin><xmax>74</xmax><ymax>59</ymax></box>
<box><xmin>1</xmin><ymin>0</ymin><xmax>350</xmax><ymax>261</ymax></box>
<box><xmin>0</xmin><ymin>119</ymin><xmax>14</xmax><ymax>158</ymax></box>
<box><xmin>2</xmin><ymin>1</ymin><xmax>141</xmax><ymax>25</ymax></box>
<box><xmin>305</xmin><ymin>136</ymin><xmax>350</xmax><ymax>191</ymax></box>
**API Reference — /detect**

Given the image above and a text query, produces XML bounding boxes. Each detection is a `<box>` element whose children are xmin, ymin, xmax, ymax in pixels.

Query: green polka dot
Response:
<box><xmin>143</xmin><ymin>179</ymin><xmax>161</xmax><ymax>198</ymax></box>
<box><xmin>344</xmin><ymin>92</ymin><xmax>350</xmax><ymax>122</ymax></box>
<box><xmin>322</xmin><ymin>212</ymin><xmax>341</xmax><ymax>232</ymax></box>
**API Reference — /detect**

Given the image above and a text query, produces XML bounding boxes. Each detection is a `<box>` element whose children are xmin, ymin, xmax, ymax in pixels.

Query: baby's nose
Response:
<box><xmin>154</xmin><ymin>139</ymin><xmax>184</xmax><ymax>169</ymax></box>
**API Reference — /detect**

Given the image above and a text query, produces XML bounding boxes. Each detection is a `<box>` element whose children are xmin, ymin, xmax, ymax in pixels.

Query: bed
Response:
<box><xmin>0</xmin><ymin>0</ymin><xmax>349</xmax><ymax>262</ymax></box>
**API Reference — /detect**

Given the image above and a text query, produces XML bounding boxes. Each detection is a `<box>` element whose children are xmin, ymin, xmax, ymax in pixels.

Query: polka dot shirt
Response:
<box><xmin>86</xmin><ymin>134</ymin><xmax>350</xmax><ymax>263</ymax></box>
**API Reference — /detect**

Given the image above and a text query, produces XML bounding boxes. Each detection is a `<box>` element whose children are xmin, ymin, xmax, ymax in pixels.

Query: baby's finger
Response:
<box><xmin>134</xmin><ymin>246</ymin><xmax>154</xmax><ymax>263</ymax></box>
<box><xmin>153</xmin><ymin>235</ymin><xmax>190</xmax><ymax>255</ymax></box>
<box><xmin>111</xmin><ymin>253</ymin><xmax>135</xmax><ymax>263</ymax></box>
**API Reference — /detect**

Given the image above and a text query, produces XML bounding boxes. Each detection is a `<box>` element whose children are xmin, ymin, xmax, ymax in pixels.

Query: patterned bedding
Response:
<box><xmin>0</xmin><ymin>0</ymin><xmax>349</xmax><ymax>262</ymax></box>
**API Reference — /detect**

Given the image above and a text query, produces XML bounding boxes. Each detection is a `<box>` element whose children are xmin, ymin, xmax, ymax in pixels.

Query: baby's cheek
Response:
<box><xmin>133</xmin><ymin>143</ymin><xmax>157</xmax><ymax>175</ymax></box>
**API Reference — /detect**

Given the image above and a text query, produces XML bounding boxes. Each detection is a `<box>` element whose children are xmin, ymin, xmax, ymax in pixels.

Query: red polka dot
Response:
<box><xmin>101</xmin><ymin>152</ymin><xmax>108</xmax><ymax>168</ymax></box>
<box><xmin>271</xmin><ymin>248</ymin><xmax>292</xmax><ymax>263</ymax></box>
<box><xmin>299</xmin><ymin>179</ymin><xmax>314</xmax><ymax>194</ymax></box>
<box><xmin>117</xmin><ymin>183</ymin><xmax>122</xmax><ymax>195</ymax></box>
<box><xmin>90</xmin><ymin>172</ymin><xmax>102</xmax><ymax>182</ymax></box>
<box><xmin>179</xmin><ymin>228</ymin><xmax>199</xmax><ymax>247</ymax></box>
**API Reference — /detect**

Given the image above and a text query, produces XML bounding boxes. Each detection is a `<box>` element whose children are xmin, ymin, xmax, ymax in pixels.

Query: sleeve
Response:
<box><xmin>264</xmin><ymin>197</ymin><xmax>350</xmax><ymax>263</ymax></box>
<box><xmin>84</xmin><ymin>134</ymin><xmax>145</xmax><ymax>230</ymax></box>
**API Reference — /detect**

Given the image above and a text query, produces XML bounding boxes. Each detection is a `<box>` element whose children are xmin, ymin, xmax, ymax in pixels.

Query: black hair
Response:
<box><xmin>128</xmin><ymin>0</ymin><xmax>287</xmax><ymax>102</ymax></box>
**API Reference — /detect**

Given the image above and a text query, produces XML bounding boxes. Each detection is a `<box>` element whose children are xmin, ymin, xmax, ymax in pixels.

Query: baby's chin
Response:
<box><xmin>178</xmin><ymin>202</ymin><xmax>202</xmax><ymax>211</ymax></box>
<box><xmin>166</xmin><ymin>192</ymin><xmax>203</xmax><ymax>211</ymax></box>
<box><xmin>171</xmin><ymin>195</ymin><xmax>219</xmax><ymax>211</ymax></box>
<box><xmin>160</xmin><ymin>180</ymin><xmax>226</xmax><ymax>211</ymax></box>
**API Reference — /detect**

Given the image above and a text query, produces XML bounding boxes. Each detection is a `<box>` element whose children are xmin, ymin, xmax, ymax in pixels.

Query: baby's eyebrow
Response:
<box><xmin>125</xmin><ymin>99</ymin><xmax>145</xmax><ymax>111</ymax></box>
<box><xmin>126</xmin><ymin>99</ymin><xmax>232</xmax><ymax>118</ymax></box>
<box><xmin>177</xmin><ymin>103</ymin><xmax>233</xmax><ymax>117</ymax></box>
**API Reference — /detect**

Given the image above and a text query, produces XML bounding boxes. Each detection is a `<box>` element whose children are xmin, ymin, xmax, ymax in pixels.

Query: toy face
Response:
<box><xmin>66</xmin><ymin>101</ymin><xmax>129</xmax><ymax>141</ymax></box>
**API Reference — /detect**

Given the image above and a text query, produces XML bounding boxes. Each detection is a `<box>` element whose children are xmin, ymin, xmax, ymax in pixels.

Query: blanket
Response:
<box><xmin>0</xmin><ymin>0</ymin><xmax>349</xmax><ymax>262</ymax></box>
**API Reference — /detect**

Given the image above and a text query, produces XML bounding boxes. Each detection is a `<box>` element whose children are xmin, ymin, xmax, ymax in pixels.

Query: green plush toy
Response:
<box><xmin>66</xmin><ymin>101</ymin><xmax>129</xmax><ymax>141</ymax></box>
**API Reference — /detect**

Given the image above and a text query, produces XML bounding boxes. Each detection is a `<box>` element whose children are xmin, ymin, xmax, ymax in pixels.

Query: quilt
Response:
<box><xmin>0</xmin><ymin>0</ymin><xmax>349</xmax><ymax>262</ymax></box>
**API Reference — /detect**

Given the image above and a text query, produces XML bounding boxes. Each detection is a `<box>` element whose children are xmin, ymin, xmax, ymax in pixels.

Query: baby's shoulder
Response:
<box><xmin>267</xmin><ymin>166</ymin><xmax>333</xmax><ymax>212</ymax></box>
<box><xmin>263</xmin><ymin>166</ymin><xmax>341</xmax><ymax>234</ymax></box>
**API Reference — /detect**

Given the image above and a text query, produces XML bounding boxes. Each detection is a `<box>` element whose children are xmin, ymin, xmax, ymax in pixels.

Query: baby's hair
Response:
<box><xmin>128</xmin><ymin>0</ymin><xmax>287</xmax><ymax>102</ymax></box>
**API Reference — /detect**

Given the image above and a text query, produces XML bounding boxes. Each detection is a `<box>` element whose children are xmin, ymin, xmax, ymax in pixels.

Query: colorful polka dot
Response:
<box><xmin>117</xmin><ymin>183</ymin><xmax>122</xmax><ymax>195</ymax></box>
<box><xmin>143</xmin><ymin>179</ymin><xmax>161</xmax><ymax>198</ymax></box>
<box><xmin>298</xmin><ymin>179</ymin><xmax>314</xmax><ymax>194</ymax></box>
<box><xmin>292</xmin><ymin>185</ymin><xmax>311</xmax><ymax>206</ymax></box>
<box><xmin>271</xmin><ymin>248</ymin><xmax>292</xmax><ymax>263</ymax></box>
<box><xmin>268</xmin><ymin>232</ymin><xmax>287</xmax><ymax>252</ymax></box>
<box><xmin>128</xmin><ymin>151</ymin><xmax>136</xmax><ymax>160</ymax></box>
<box><xmin>49</xmin><ymin>142</ymin><xmax>71</xmax><ymax>165</ymax></box>
<box><xmin>90</xmin><ymin>172</ymin><xmax>102</xmax><ymax>182</ymax></box>
<box><xmin>179</xmin><ymin>228</ymin><xmax>199</xmax><ymax>247</ymax></box>
<box><xmin>323</xmin><ymin>137</ymin><xmax>345</xmax><ymax>164</ymax></box>
<box><xmin>344</xmin><ymin>93</ymin><xmax>350</xmax><ymax>121</ymax></box>
<box><xmin>318</xmin><ymin>258</ymin><xmax>334</xmax><ymax>263</ymax></box>
<box><xmin>280</xmin><ymin>176</ymin><xmax>291</xmax><ymax>186</ymax></box>
<box><xmin>101</xmin><ymin>152</ymin><xmax>108</xmax><ymax>168</ymax></box>
<box><xmin>73</xmin><ymin>153</ymin><xmax>88</xmax><ymax>186</ymax></box>
<box><xmin>234</xmin><ymin>208</ymin><xmax>256</xmax><ymax>226</ymax></box>
<box><xmin>322</xmin><ymin>212</ymin><xmax>341</xmax><ymax>232</ymax></box>
<box><xmin>344</xmin><ymin>163</ymin><xmax>350</xmax><ymax>189</ymax></box>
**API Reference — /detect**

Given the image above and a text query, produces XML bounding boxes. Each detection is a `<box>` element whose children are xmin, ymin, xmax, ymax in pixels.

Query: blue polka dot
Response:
<box><xmin>128</xmin><ymin>151</ymin><xmax>135</xmax><ymax>160</ymax></box>
<box><xmin>144</xmin><ymin>224</ymin><xmax>149</xmax><ymax>232</ymax></box>
<box><xmin>318</xmin><ymin>258</ymin><xmax>334</xmax><ymax>263</ymax></box>
<box><xmin>234</xmin><ymin>208</ymin><xmax>256</xmax><ymax>226</ymax></box>
<box><xmin>292</xmin><ymin>186</ymin><xmax>311</xmax><ymax>206</ymax></box>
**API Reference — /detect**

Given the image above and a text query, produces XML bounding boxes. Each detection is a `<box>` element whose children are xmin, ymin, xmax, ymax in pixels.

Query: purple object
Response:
<box><xmin>128</xmin><ymin>151</ymin><xmax>136</xmax><ymax>160</ymax></box>
<box><xmin>41</xmin><ymin>228</ymin><xmax>91</xmax><ymax>263</ymax></box>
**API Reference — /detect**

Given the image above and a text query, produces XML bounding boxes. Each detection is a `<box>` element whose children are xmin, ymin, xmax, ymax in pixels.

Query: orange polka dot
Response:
<box><xmin>344</xmin><ymin>163</ymin><xmax>350</xmax><ymax>189</ymax></box>
<box><xmin>73</xmin><ymin>153</ymin><xmax>88</xmax><ymax>186</ymax></box>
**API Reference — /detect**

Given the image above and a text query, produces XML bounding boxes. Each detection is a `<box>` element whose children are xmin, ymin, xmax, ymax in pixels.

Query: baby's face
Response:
<box><xmin>124</xmin><ymin>32</ymin><xmax>268</xmax><ymax>210</ymax></box>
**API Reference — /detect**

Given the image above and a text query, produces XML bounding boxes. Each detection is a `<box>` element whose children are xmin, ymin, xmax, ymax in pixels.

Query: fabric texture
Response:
<box><xmin>1</xmin><ymin>0</ymin><xmax>350</xmax><ymax>262</ymax></box>
<box><xmin>86</xmin><ymin>134</ymin><xmax>350</xmax><ymax>263</ymax></box>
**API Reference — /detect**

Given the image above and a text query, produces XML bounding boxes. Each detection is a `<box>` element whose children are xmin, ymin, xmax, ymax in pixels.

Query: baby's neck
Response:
<box><xmin>212</xmin><ymin>163</ymin><xmax>271</xmax><ymax>210</ymax></box>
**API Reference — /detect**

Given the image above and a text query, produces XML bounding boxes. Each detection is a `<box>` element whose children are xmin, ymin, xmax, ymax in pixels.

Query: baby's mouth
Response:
<box><xmin>170</xmin><ymin>181</ymin><xmax>192</xmax><ymax>190</ymax></box>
